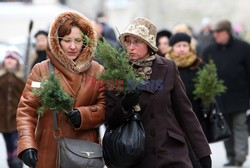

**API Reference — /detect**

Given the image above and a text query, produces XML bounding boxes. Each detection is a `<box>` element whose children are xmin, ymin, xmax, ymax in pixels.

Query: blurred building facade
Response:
<box><xmin>61</xmin><ymin>0</ymin><xmax>250</xmax><ymax>41</ymax></box>
<box><xmin>1</xmin><ymin>0</ymin><xmax>250</xmax><ymax>46</ymax></box>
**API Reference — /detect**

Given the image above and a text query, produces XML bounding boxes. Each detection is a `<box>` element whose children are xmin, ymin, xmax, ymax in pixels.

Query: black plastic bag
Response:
<box><xmin>103</xmin><ymin>113</ymin><xmax>145</xmax><ymax>168</ymax></box>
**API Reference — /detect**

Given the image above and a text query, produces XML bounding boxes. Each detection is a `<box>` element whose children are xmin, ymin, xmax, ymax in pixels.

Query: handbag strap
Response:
<box><xmin>48</xmin><ymin>61</ymin><xmax>63</xmax><ymax>168</ymax></box>
<box><xmin>48</xmin><ymin>61</ymin><xmax>60</xmax><ymax>136</ymax></box>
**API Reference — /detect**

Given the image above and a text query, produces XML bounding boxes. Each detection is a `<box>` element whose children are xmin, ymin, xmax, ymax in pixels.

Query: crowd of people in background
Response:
<box><xmin>0</xmin><ymin>10</ymin><xmax>250</xmax><ymax>168</ymax></box>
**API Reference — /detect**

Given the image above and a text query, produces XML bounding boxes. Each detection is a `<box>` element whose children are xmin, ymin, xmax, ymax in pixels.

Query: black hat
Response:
<box><xmin>156</xmin><ymin>29</ymin><xmax>172</xmax><ymax>46</ymax></box>
<box><xmin>34</xmin><ymin>30</ymin><xmax>48</xmax><ymax>38</ymax></box>
<box><xmin>169</xmin><ymin>32</ymin><xmax>191</xmax><ymax>46</ymax></box>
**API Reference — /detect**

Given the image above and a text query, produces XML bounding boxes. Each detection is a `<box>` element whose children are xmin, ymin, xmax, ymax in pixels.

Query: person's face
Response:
<box><xmin>172</xmin><ymin>41</ymin><xmax>190</xmax><ymax>56</ymax></box>
<box><xmin>124</xmin><ymin>35</ymin><xmax>149</xmax><ymax>60</ymax></box>
<box><xmin>157</xmin><ymin>36</ymin><xmax>169</xmax><ymax>55</ymax></box>
<box><xmin>60</xmin><ymin>26</ymin><xmax>83</xmax><ymax>60</ymax></box>
<box><xmin>93</xmin><ymin>21</ymin><xmax>103</xmax><ymax>37</ymax></box>
<box><xmin>35</xmin><ymin>34</ymin><xmax>48</xmax><ymax>51</ymax></box>
<box><xmin>213</xmin><ymin>30</ymin><xmax>230</xmax><ymax>45</ymax></box>
<box><xmin>3</xmin><ymin>57</ymin><xmax>18</xmax><ymax>71</ymax></box>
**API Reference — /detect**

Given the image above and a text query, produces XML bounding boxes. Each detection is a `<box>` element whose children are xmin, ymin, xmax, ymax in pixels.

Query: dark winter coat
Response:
<box><xmin>106</xmin><ymin>55</ymin><xmax>211</xmax><ymax>168</ymax></box>
<box><xmin>178</xmin><ymin>58</ymin><xmax>208</xmax><ymax>135</ymax></box>
<box><xmin>202</xmin><ymin>37</ymin><xmax>250</xmax><ymax>114</ymax></box>
<box><xmin>31</xmin><ymin>50</ymin><xmax>47</xmax><ymax>68</ymax></box>
<box><xmin>101</xmin><ymin>22</ymin><xmax>121</xmax><ymax>49</ymax></box>
<box><xmin>0</xmin><ymin>69</ymin><xmax>25</xmax><ymax>132</ymax></box>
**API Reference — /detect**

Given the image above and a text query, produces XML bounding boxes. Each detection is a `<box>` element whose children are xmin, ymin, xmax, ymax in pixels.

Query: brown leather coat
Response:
<box><xmin>16</xmin><ymin>11</ymin><xmax>105</xmax><ymax>168</ymax></box>
<box><xmin>0</xmin><ymin>69</ymin><xmax>25</xmax><ymax>132</ymax></box>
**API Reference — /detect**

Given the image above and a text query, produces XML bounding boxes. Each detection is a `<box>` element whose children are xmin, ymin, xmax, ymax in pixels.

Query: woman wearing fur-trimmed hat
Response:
<box><xmin>16</xmin><ymin>11</ymin><xmax>106</xmax><ymax>168</ymax></box>
<box><xmin>166</xmin><ymin>32</ymin><xmax>209</xmax><ymax>168</ymax></box>
<box><xmin>0</xmin><ymin>48</ymin><xmax>25</xmax><ymax>168</ymax></box>
<box><xmin>105</xmin><ymin>18</ymin><xmax>211</xmax><ymax>168</ymax></box>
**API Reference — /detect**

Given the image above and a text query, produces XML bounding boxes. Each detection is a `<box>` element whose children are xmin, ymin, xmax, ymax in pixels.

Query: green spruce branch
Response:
<box><xmin>193</xmin><ymin>60</ymin><xmax>227</xmax><ymax>108</ymax></box>
<box><xmin>32</xmin><ymin>73</ymin><xmax>74</xmax><ymax>116</ymax></box>
<box><xmin>94</xmin><ymin>37</ymin><xmax>144</xmax><ymax>94</ymax></box>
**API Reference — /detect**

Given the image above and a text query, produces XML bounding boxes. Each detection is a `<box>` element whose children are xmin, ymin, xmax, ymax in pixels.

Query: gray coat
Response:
<box><xmin>106</xmin><ymin>55</ymin><xmax>211</xmax><ymax>168</ymax></box>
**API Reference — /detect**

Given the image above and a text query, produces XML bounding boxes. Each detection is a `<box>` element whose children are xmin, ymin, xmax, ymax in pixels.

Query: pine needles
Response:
<box><xmin>94</xmin><ymin>38</ymin><xmax>144</xmax><ymax>94</ymax></box>
<box><xmin>32</xmin><ymin>73</ymin><xmax>74</xmax><ymax>116</ymax></box>
<box><xmin>193</xmin><ymin>60</ymin><xmax>227</xmax><ymax>108</ymax></box>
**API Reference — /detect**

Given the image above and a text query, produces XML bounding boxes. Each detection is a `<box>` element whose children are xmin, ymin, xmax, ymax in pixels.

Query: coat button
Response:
<box><xmin>150</xmin><ymin>113</ymin><xmax>155</xmax><ymax>119</ymax></box>
<box><xmin>150</xmin><ymin>131</ymin><xmax>155</xmax><ymax>137</ymax></box>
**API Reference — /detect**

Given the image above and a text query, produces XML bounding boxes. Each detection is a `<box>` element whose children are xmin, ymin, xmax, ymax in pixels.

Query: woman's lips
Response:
<box><xmin>129</xmin><ymin>53</ymin><xmax>135</xmax><ymax>57</ymax></box>
<box><xmin>68</xmin><ymin>52</ymin><xmax>77</xmax><ymax>56</ymax></box>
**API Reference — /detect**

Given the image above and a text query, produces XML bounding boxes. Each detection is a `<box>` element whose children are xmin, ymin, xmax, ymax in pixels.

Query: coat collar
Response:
<box><xmin>216</xmin><ymin>36</ymin><xmax>233</xmax><ymax>49</ymax></box>
<box><xmin>0</xmin><ymin>68</ymin><xmax>24</xmax><ymax>79</ymax></box>
<box><xmin>138</xmin><ymin>54</ymin><xmax>168</xmax><ymax>94</ymax></box>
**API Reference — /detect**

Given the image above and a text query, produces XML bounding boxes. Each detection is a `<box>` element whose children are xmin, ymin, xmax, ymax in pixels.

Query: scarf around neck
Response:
<box><xmin>166</xmin><ymin>51</ymin><xmax>196</xmax><ymax>68</ymax></box>
<box><xmin>130</xmin><ymin>55</ymin><xmax>156</xmax><ymax>80</ymax></box>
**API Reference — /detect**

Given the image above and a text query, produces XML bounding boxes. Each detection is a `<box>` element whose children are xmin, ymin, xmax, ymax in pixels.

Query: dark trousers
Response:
<box><xmin>2</xmin><ymin>131</ymin><xmax>18</xmax><ymax>158</ymax></box>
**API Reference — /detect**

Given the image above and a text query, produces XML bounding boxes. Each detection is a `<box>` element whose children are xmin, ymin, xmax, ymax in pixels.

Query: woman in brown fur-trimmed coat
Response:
<box><xmin>166</xmin><ymin>32</ymin><xmax>208</xmax><ymax>168</ymax></box>
<box><xmin>16</xmin><ymin>11</ymin><xmax>106</xmax><ymax>168</ymax></box>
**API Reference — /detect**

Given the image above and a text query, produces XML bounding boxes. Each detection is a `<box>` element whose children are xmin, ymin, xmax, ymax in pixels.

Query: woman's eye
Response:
<box><xmin>63</xmin><ymin>39</ymin><xmax>71</xmax><ymax>43</ymax></box>
<box><xmin>75</xmin><ymin>39</ymin><xmax>83</xmax><ymax>43</ymax></box>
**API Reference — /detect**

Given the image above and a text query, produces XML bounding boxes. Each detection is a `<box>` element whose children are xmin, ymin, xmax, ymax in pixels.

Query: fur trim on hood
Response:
<box><xmin>47</xmin><ymin>11</ymin><xmax>97</xmax><ymax>73</ymax></box>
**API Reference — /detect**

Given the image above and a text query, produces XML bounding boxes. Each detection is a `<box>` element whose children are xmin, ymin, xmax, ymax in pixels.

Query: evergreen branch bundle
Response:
<box><xmin>193</xmin><ymin>60</ymin><xmax>227</xmax><ymax>108</ymax></box>
<box><xmin>94</xmin><ymin>37</ymin><xmax>144</xmax><ymax>94</ymax></box>
<box><xmin>33</xmin><ymin>73</ymin><xmax>74</xmax><ymax>116</ymax></box>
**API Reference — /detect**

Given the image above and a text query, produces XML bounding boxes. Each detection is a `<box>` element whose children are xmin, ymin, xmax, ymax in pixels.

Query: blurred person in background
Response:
<box><xmin>0</xmin><ymin>47</ymin><xmax>25</xmax><ymax>168</ymax></box>
<box><xmin>196</xmin><ymin>17</ymin><xmax>214</xmax><ymax>57</ymax></box>
<box><xmin>166</xmin><ymin>32</ymin><xmax>207</xmax><ymax>168</ymax></box>
<box><xmin>30</xmin><ymin>30</ymin><xmax>48</xmax><ymax>68</ymax></box>
<box><xmin>203</xmin><ymin>19</ymin><xmax>250</xmax><ymax>167</ymax></box>
<box><xmin>156</xmin><ymin>29</ymin><xmax>172</xmax><ymax>57</ymax></box>
<box><xmin>172</xmin><ymin>23</ymin><xmax>198</xmax><ymax>48</ymax></box>
<box><xmin>95</xmin><ymin>11</ymin><xmax>120</xmax><ymax>49</ymax></box>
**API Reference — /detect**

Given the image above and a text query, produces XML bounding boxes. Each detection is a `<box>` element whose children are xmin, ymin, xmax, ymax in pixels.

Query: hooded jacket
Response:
<box><xmin>16</xmin><ymin>11</ymin><xmax>105</xmax><ymax>168</ymax></box>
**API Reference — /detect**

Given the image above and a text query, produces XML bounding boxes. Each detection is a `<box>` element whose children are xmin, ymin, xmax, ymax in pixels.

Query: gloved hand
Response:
<box><xmin>21</xmin><ymin>148</ymin><xmax>37</xmax><ymax>168</ymax></box>
<box><xmin>67</xmin><ymin>109</ymin><xmax>81</xmax><ymax>128</ymax></box>
<box><xmin>121</xmin><ymin>90</ymin><xmax>141</xmax><ymax>111</ymax></box>
<box><xmin>199</xmin><ymin>155</ymin><xmax>212</xmax><ymax>168</ymax></box>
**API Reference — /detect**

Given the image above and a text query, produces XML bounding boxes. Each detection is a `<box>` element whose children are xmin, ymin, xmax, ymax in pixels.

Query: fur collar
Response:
<box><xmin>0</xmin><ymin>68</ymin><xmax>24</xmax><ymax>79</ymax></box>
<box><xmin>166</xmin><ymin>51</ymin><xmax>197</xmax><ymax>68</ymax></box>
<box><xmin>47</xmin><ymin>11</ymin><xmax>97</xmax><ymax>73</ymax></box>
<box><xmin>165</xmin><ymin>44</ymin><xmax>202</xmax><ymax>69</ymax></box>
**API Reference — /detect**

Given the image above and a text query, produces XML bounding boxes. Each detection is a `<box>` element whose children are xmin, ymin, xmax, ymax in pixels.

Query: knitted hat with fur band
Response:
<box><xmin>47</xmin><ymin>11</ymin><xmax>97</xmax><ymax>73</ymax></box>
<box><xmin>119</xmin><ymin>17</ymin><xmax>158</xmax><ymax>52</ymax></box>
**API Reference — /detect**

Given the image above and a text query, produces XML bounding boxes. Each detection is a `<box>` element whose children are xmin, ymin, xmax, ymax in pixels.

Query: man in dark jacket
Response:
<box><xmin>203</xmin><ymin>20</ymin><xmax>250</xmax><ymax>167</ymax></box>
<box><xmin>95</xmin><ymin>11</ymin><xmax>120</xmax><ymax>49</ymax></box>
<box><xmin>30</xmin><ymin>30</ymin><xmax>48</xmax><ymax>68</ymax></box>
